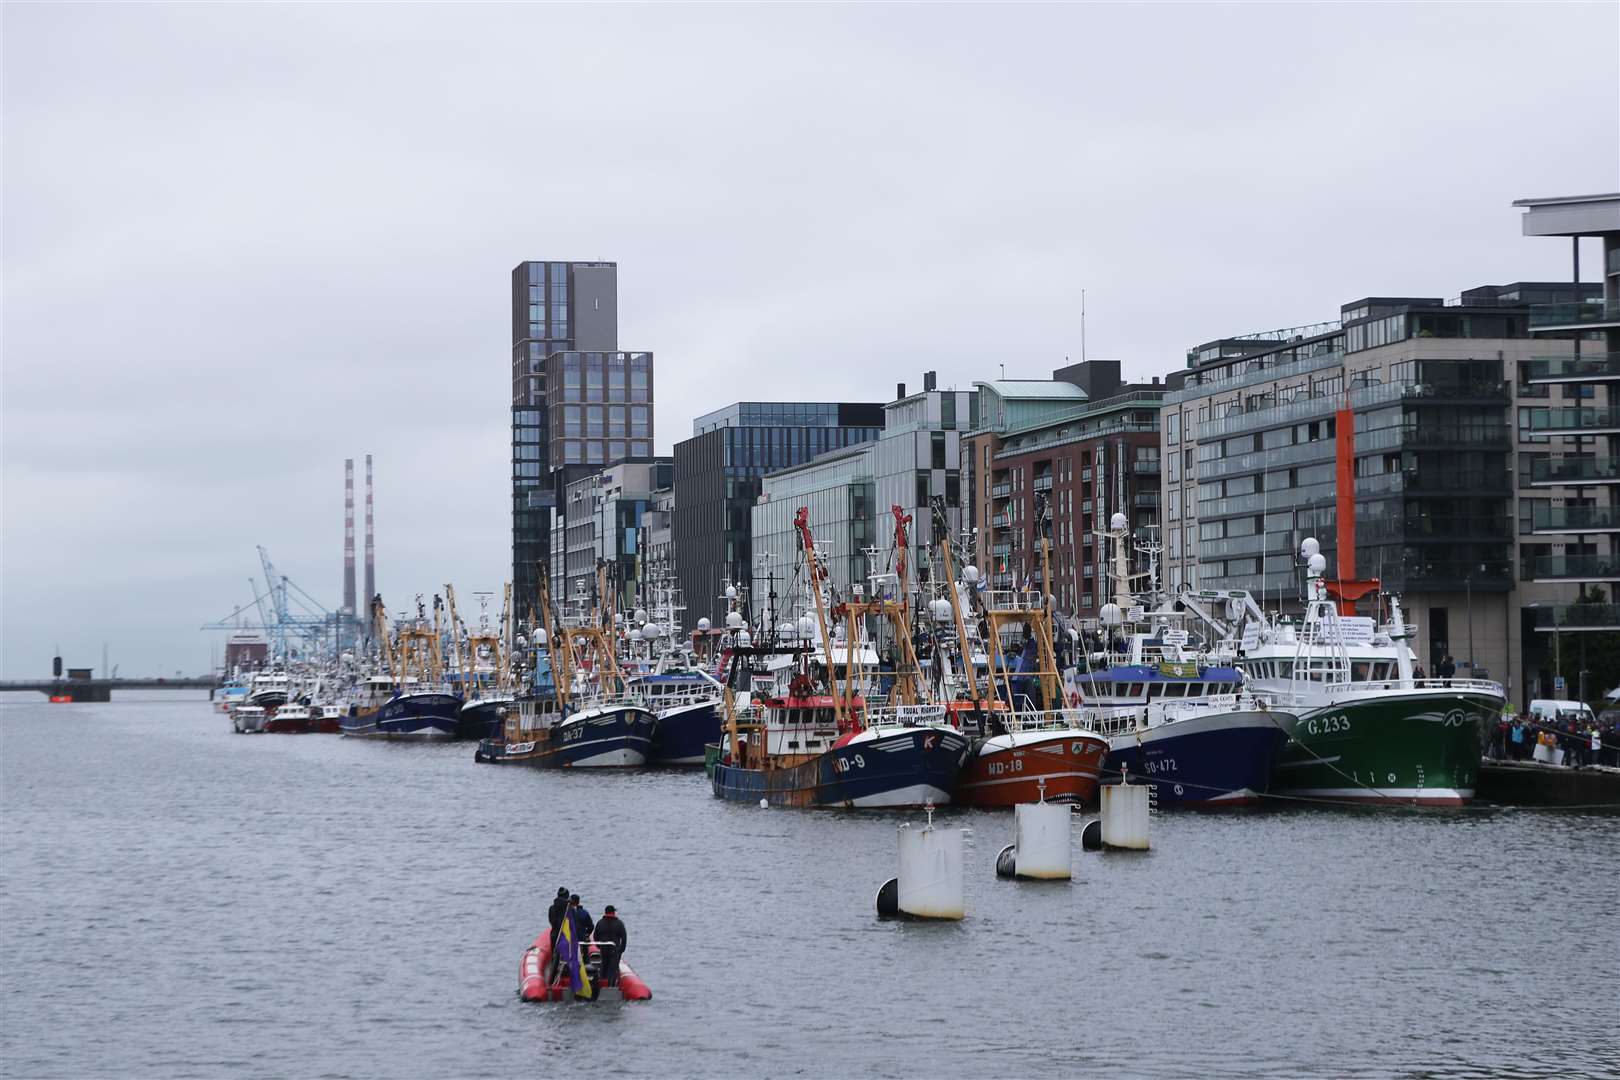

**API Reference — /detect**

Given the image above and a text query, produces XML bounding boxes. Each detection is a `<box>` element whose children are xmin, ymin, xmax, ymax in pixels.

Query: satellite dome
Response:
<box><xmin>777</xmin><ymin>620</ymin><xmax>795</xmax><ymax>637</ymax></box>
<box><xmin>533</xmin><ymin>629</ymin><xmax>547</xmax><ymax>646</ymax></box>
<box><xmin>962</xmin><ymin>565</ymin><xmax>980</xmax><ymax>584</ymax></box>
<box><xmin>1100</xmin><ymin>602</ymin><xmax>1124</xmax><ymax>626</ymax></box>
<box><xmin>725</xmin><ymin>611</ymin><xmax>745</xmax><ymax>629</ymax></box>
<box><xmin>930</xmin><ymin>597</ymin><xmax>952</xmax><ymax>622</ymax></box>
<box><xmin>1308</xmin><ymin>553</ymin><xmax>1327</xmax><ymax>574</ymax></box>
<box><xmin>797</xmin><ymin>615</ymin><xmax>816</xmax><ymax>638</ymax></box>
<box><xmin>1301</xmin><ymin>537</ymin><xmax>1320</xmax><ymax>559</ymax></box>
<box><xmin>1110</xmin><ymin>512</ymin><xmax>1128</xmax><ymax>532</ymax></box>
<box><xmin>696</xmin><ymin>617</ymin><xmax>712</xmax><ymax>632</ymax></box>
<box><xmin>633</xmin><ymin>608</ymin><xmax>648</xmax><ymax>625</ymax></box>
<box><xmin>725</xmin><ymin>585</ymin><xmax>738</xmax><ymax>600</ymax></box>
<box><xmin>641</xmin><ymin>623</ymin><xmax>660</xmax><ymax>641</ymax></box>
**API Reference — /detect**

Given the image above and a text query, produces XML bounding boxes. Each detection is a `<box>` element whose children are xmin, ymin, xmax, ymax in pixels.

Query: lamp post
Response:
<box><xmin>1465</xmin><ymin>570</ymin><xmax>1473</xmax><ymax>677</ymax></box>
<box><xmin>1466</xmin><ymin>562</ymin><xmax>1486</xmax><ymax>678</ymax></box>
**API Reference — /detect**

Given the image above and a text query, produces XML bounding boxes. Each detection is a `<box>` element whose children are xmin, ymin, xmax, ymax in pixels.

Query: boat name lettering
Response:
<box><xmin>1158</xmin><ymin>662</ymin><xmax>1198</xmax><ymax>678</ymax></box>
<box><xmin>833</xmin><ymin>753</ymin><xmax>866</xmax><ymax>772</ymax></box>
<box><xmin>1143</xmin><ymin>758</ymin><xmax>1178</xmax><ymax>775</ymax></box>
<box><xmin>987</xmin><ymin>758</ymin><xmax>1024</xmax><ymax>776</ymax></box>
<box><xmin>506</xmin><ymin>741</ymin><xmax>535</xmax><ymax>754</ymax></box>
<box><xmin>1306</xmin><ymin>713</ymin><xmax>1352</xmax><ymax>736</ymax></box>
<box><xmin>562</xmin><ymin>725</ymin><xmax>583</xmax><ymax>742</ymax></box>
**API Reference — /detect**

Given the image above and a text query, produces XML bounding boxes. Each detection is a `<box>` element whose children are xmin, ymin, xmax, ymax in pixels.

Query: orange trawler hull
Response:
<box><xmin>956</xmin><ymin>730</ymin><xmax>1109</xmax><ymax>807</ymax></box>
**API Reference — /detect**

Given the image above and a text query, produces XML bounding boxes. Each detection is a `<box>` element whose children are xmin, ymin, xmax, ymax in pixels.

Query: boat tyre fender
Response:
<box><xmin>875</xmin><ymin>877</ymin><xmax>899</xmax><ymax>918</ymax></box>
<box><xmin>1081</xmin><ymin>818</ymin><xmax>1103</xmax><ymax>851</ymax></box>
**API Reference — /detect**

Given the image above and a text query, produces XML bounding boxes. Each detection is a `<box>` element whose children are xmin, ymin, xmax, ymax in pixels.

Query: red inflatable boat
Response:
<box><xmin>519</xmin><ymin>933</ymin><xmax>651</xmax><ymax>1002</ymax></box>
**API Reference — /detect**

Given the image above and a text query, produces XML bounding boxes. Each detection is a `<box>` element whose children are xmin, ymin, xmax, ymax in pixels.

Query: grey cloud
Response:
<box><xmin>3</xmin><ymin>2</ymin><xmax>1616</xmax><ymax>676</ymax></box>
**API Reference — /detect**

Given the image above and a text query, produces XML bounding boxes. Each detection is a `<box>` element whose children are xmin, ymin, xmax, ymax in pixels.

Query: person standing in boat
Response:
<box><xmin>568</xmin><ymin>894</ymin><xmax>594</xmax><ymax>943</ymax></box>
<box><xmin>545</xmin><ymin>887</ymin><xmax>570</xmax><ymax>980</ymax></box>
<box><xmin>594</xmin><ymin>905</ymin><xmax>627</xmax><ymax>986</ymax></box>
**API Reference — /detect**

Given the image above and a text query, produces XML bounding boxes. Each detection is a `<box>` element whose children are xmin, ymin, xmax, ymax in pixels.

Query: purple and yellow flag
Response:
<box><xmin>555</xmin><ymin>908</ymin><xmax>595</xmax><ymax>1001</ymax></box>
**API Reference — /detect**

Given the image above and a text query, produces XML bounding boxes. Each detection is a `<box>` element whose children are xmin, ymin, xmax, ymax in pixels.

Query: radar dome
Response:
<box><xmin>641</xmin><ymin>623</ymin><xmax>661</xmax><ymax>641</ymax></box>
<box><xmin>962</xmin><ymin>565</ymin><xmax>980</xmax><ymax>584</ymax></box>
<box><xmin>1110</xmin><ymin>512</ymin><xmax>1128</xmax><ymax>532</ymax></box>
<box><xmin>1301</xmin><ymin>537</ymin><xmax>1321</xmax><ymax>559</ymax></box>
<box><xmin>797</xmin><ymin>616</ymin><xmax>816</xmax><ymax>638</ymax></box>
<box><xmin>725</xmin><ymin>611</ymin><xmax>745</xmax><ymax>630</ymax></box>
<box><xmin>696</xmin><ymin>617</ymin><xmax>712</xmax><ymax>632</ymax></box>
<box><xmin>1308</xmin><ymin>553</ymin><xmax>1327</xmax><ymax>574</ymax></box>
<box><xmin>725</xmin><ymin>585</ymin><xmax>738</xmax><ymax>600</ymax></box>
<box><xmin>1100</xmin><ymin>602</ymin><xmax>1124</xmax><ymax>626</ymax></box>
<box><xmin>633</xmin><ymin>608</ymin><xmax>648</xmax><ymax>625</ymax></box>
<box><xmin>533</xmin><ymin>629</ymin><xmax>547</xmax><ymax>646</ymax></box>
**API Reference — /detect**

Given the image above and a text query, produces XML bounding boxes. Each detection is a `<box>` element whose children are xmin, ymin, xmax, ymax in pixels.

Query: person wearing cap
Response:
<box><xmin>594</xmin><ymin>905</ymin><xmax>627</xmax><ymax>986</ymax></box>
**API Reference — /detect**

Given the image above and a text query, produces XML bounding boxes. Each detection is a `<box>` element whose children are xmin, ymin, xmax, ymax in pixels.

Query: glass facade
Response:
<box><xmin>510</xmin><ymin>261</ymin><xmax>636</xmax><ymax>614</ymax></box>
<box><xmin>745</xmin><ymin>390</ymin><xmax>975</xmax><ymax>623</ymax></box>
<box><xmin>673</xmin><ymin>401</ymin><xmax>885</xmax><ymax>629</ymax></box>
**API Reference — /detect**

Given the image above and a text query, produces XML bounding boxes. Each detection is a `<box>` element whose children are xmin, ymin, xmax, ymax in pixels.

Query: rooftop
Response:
<box><xmin>977</xmin><ymin>379</ymin><xmax>1090</xmax><ymax>401</ymax></box>
<box><xmin>1512</xmin><ymin>192</ymin><xmax>1620</xmax><ymax>238</ymax></box>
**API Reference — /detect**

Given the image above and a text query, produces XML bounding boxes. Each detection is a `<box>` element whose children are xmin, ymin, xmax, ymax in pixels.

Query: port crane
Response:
<box><xmin>201</xmin><ymin>546</ymin><xmax>344</xmax><ymax>661</ymax></box>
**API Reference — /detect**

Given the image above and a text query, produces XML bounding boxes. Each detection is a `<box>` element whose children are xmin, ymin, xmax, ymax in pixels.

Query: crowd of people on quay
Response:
<box><xmin>1493</xmin><ymin>705</ymin><xmax>1618</xmax><ymax>768</ymax></box>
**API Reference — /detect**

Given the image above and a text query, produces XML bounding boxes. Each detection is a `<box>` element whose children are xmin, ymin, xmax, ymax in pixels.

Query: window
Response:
<box><xmin>931</xmin><ymin>431</ymin><xmax>947</xmax><ymax>469</ymax></box>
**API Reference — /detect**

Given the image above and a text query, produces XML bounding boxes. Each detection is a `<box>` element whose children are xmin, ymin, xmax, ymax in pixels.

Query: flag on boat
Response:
<box><xmin>556</xmin><ymin>908</ymin><xmax>596</xmax><ymax>1000</ymax></box>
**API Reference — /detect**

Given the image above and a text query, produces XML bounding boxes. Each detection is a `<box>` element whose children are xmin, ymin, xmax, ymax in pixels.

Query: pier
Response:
<box><xmin>1477</xmin><ymin>759</ymin><xmax>1620</xmax><ymax>807</ymax></box>
<box><xmin>0</xmin><ymin>678</ymin><xmax>218</xmax><ymax>703</ymax></box>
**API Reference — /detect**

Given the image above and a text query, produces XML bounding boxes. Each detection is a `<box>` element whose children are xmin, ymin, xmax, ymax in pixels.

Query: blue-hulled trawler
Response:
<box><xmin>709</xmin><ymin>508</ymin><xmax>969</xmax><ymax>808</ymax></box>
<box><xmin>475</xmin><ymin>581</ymin><xmax>655</xmax><ymax>768</ymax></box>
<box><xmin>1074</xmin><ymin>516</ymin><xmax>1290</xmax><ymax>806</ymax></box>
<box><xmin>341</xmin><ymin>595</ymin><xmax>461</xmax><ymax>740</ymax></box>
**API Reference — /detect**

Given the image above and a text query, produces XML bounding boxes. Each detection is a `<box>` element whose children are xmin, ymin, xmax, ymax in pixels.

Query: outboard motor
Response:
<box><xmin>583</xmin><ymin>944</ymin><xmax>604</xmax><ymax>985</ymax></box>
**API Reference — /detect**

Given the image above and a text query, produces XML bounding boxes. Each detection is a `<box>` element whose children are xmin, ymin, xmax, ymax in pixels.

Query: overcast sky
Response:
<box><xmin>3</xmin><ymin>3</ymin><xmax>1617</xmax><ymax>678</ymax></box>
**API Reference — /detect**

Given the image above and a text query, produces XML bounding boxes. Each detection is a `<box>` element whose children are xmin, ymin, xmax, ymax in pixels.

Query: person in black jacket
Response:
<box><xmin>545</xmin><ymin>887</ymin><xmax>569</xmax><ymax>980</ymax></box>
<box><xmin>568</xmin><ymin>894</ymin><xmax>594</xmax><ymax>942</ymax></box>
<box><xmin>594</xmin><ymin>905</ymin><xmax>627</xmax><ymax>985</ymax></box>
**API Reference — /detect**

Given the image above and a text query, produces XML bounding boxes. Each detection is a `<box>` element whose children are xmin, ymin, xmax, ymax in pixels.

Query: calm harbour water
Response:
<box><xmin>2</xmin><ymin>695</ymin><xmax>1616</xmax><ymax>1080</ymax></box>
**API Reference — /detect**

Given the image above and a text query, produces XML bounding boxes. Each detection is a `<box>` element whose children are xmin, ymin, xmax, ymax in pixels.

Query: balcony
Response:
<box><xmin>1528</xmin><ymin>301</ymin><xmax>1620</xmax><ymax>333</ymax></box>
<box><xmin>1133</xmin><ymin>492</ymin><xmax>1160</xmax><ymax>509</ymax></box>
<box><xmin>1529</xmin><ymin>456</ymin><xmax>1620</xmax><ymax>486</ymax></box>
<box><xmin>1530</xmin><ymin>603</ymin><xmax>1620</xmax><ymax>631</ymax></box>
<box><xmin>1526</xmin><ymin>406</ymin><xmax>1620</xmax><ymax>436</ymax></box>
<box><xmin>1522</xmin><ymin>353</ymin><xmax>1620</xmax><ymax>384</ymax></box>
<box><xmin>1362</xmin><ymin>422</ymin><xmax>1512</xmax><ymax>450</ymax></box>
<box><xmin>1532</xmin><ymin>504</ymin><xmax>1620</xmax><ymax>534</ymax></box>
<box><xmin>1033</xmin><ymin>475</ymin><xmax>1053</xmax><ymax>492</ymax></box>
<box><xmin>991</xmin><ymin>483</ymin><xmax>1012</xmax><ymax>499</ymax></box>
<box><xmin>1528</xmin><ymin>555</ymin><xmax>1620</xmax><ymax>582</ymax></box>
<box><xmin>990</xmin><ymin>514</ymin><xmax>1010</xmax><ymax>530</ymax></box>
<box><xmin>1133</xmin><ymin>458</ymin><xmax>1161</xmax><ymax>475</ymax></box>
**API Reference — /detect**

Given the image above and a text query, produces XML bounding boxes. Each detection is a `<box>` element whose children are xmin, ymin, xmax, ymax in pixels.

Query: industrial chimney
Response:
<box><xmin>364</xmin><ymin>454</ymin><xmax>375</xmax><ymax>610</ymax></box>
<box><xmin>343</xmin><ymin>459</ymin><xmax>357</xmax><ymax>615</ymax></box>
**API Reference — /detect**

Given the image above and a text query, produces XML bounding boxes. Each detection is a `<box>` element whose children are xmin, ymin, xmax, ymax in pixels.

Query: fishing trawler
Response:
<box><xmin>1239</xmin><ymin>539</ymin><xmax>1502</xmax><ymax>806</ymax></box>
<box><xmin>709</xmin><ymin>508</ymin><xmax>969</xmax><ymax>808</ymax></box>
<box><xmin>475</xmin><ymin>579</ymin><xmax>656</xmax><ymax>768</ymax></box>
<box><xmin>245</xmin><ymin>670</ymin><xmax>291</xmax><ymax>710</ymax></box>
<box><xmin>1075</xmin><ymin>515</ymin><xmax>1290</xmax><ymax>807</ymax></box>
<box><xmin>626</xmin><ymin>570</ymin><xmax>725</xmax><ymax>766</ymax></box>
<box><xmin>447</xmin><ymin>586</ymin><xmax>516</xmax><ymax>742</ymax></box>
<box><xmin>928</xmin><ymin>512</ymin><xmax>1109</xmax><ymax>808</ymax></box>
<box><xmin>341</xmin><ymin>596</ymin><xmax>462</xmax><ymax>740</ymax></box>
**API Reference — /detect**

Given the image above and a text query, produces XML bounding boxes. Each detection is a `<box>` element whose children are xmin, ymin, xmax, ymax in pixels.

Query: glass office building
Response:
<box><xmin>674</xmin><ymin>401</ymin><xmax>883</xmax><ymax>629</ymax></box>
<box><xmin>509</xmin><ymin>261</ymin><xmax>653</xmax><ymax>615</ymax></box>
